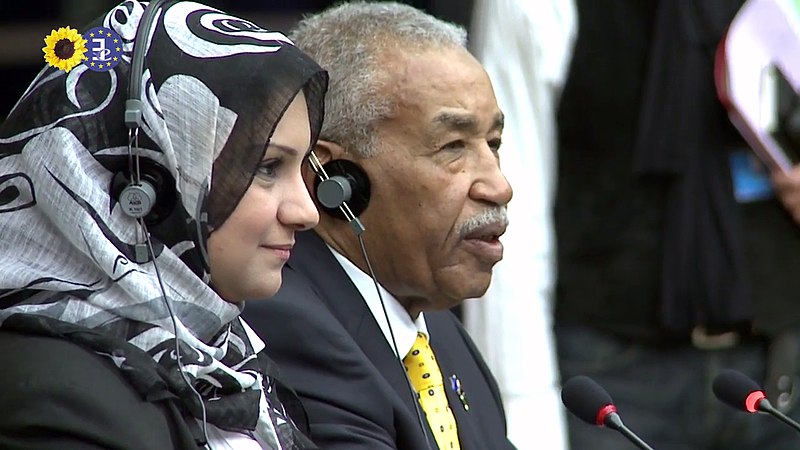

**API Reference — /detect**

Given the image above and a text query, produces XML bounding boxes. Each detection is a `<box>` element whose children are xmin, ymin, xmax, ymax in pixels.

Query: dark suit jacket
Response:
<box><xmin>242</xmin><ymin>230</ymin><xmax>517</xmax><ymax>450</ymax></box>
<box><xmin>0</xmin><ymin>329</ymin><xmax>313</xmax><ymax>450</ymax></box>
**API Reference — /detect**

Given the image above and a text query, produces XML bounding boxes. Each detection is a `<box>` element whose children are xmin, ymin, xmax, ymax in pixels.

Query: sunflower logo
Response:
<box><xmin>42</xmin><ymin>26</ymin><xmax>88</xmax><ymax>72</ymax></box>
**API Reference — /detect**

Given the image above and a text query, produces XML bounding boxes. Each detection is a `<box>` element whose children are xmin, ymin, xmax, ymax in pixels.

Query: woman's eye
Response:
<box><xmin>256</xmin><ymin>159</ymin><xmax>282</xmax><ymax>179</ymax></box>
<box><xmin>488</xmin><ymin>138</ymin><xmax>502</xmax><ymax>152</ymax></box>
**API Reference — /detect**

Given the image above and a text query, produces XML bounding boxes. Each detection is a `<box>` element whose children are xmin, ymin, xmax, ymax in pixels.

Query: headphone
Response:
<box><xmin>308</xmin><ymin>152</ymin><xmax>435</xmax><ymax>450</ymax></box>
<box><xmin>308</xmin><ymin>150</ymin><xmax>372</xmax><ymax>235</ymax></box>
<box><xmin>114</xmin><ymin>0</ymin><xmax>175</xmax><ymax>228</ymax></box>
<box><xmin>110</xmin><ymin>158</ymin><xmax>175</xmax><ymax>226</ymax></box>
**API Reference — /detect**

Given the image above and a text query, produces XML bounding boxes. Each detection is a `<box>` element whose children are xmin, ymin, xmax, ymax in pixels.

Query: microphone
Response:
<box><xmin>712</xmin><ymin>369</ymin><xmax>800</xmax><ymax>433</ymax></box>
<box><xmin>561</xmin><ymin>375</ymin><xmax>655</xmax><ymax>450</ymax></box>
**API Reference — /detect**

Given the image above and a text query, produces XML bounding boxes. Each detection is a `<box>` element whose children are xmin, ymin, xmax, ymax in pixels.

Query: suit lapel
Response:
<box><xmin>428</xmin><ymin>314</ymin><xmax>492</xmax><ymax>450</ymax></box>
<box><xmin>287</xmin><ymin>231</ymin><xmax>435</xmax><ymax>443</ymax></box>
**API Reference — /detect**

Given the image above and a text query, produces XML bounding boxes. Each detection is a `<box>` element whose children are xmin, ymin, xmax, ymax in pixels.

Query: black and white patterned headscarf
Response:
<box><xmin>0</xmin><ymin>1</ymin><xmax>326</xmax><ymax>448</ymax></box>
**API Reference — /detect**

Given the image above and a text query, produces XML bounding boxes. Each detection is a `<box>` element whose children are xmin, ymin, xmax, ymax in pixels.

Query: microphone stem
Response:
<box><xmin>605</xmin><ymin>413</ymin><xmax>655</xmax><ymax>450</ymax></box>
<box><xmin>616</xmin><ymin>423</ymin><xmax>655</xmax><ymax>450</ymax></box>
<box><xmin>762</xmin><ymin>402</ymin><xmax>800</xmax><ymax>433</ymax></box>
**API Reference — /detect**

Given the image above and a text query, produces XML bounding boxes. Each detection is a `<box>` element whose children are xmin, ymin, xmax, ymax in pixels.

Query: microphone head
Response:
<box><xmin>712</xmin><ymin>369</ymin><xmax>766</xmax><ymax>413</ymax></box>
<box><xmin>561</xmin><ymin>375</ymin><xmax>617</xmax><ymax>426</ymax></box>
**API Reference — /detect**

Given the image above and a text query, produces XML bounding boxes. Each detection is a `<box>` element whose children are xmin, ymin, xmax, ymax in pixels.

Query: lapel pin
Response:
<box><xmin>450</xmin><ymin>374</ymin><xmax>469</xmax><ymax>411</ymax></box>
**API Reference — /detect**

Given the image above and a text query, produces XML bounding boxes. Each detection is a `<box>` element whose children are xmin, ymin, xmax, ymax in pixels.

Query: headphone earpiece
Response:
<box><xmin>110</xmin><ymin>158</ymin><xmax>176</xmax><ymax>226</ymax></box>
<box><xmin>313</xmin><ymin>159</ymin><xmax>371</xmax><ymax>219</ymax></box>
<box><xmin>114</xmin><ymin>0</ymin><xmax>178</xmax><ymax>229</ymax></box>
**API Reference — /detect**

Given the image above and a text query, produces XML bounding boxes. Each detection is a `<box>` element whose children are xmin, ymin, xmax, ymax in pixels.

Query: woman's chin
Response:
<box><xmin>216</xmin><ymin>274</ymin><xmax>282</xmax><ymax>303</ymax></box>
<box><xmin>248</xmin><ymin>274</ymin><xmax>283</xmax><ymax>301</ymax></box>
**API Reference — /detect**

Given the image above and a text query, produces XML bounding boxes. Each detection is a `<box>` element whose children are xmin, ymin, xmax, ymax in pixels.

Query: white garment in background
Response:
<box><xmin>465</xmin><ymin>1</ymin><xmax>576</xmax><ymax>449</ymax></box>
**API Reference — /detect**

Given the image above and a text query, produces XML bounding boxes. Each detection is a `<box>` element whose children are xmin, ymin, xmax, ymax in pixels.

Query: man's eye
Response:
<box><xmin>440</xmin><ymin>140</ymin><xmax>466</xmax><ymax>152</ymax></box>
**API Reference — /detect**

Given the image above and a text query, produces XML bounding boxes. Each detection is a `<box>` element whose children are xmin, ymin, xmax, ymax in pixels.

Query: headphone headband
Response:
<box><xmin>116</xmin><ymin>0</ymin><xmax>175</xmax><ymax>226</ymax></box>
<box><xmin>125</xmin><ymin>0</ymin><xmax>168</xmax><ymax>130</ymax></box>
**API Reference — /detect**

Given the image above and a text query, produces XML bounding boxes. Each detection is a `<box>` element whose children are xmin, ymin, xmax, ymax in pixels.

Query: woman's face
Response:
<box><xmin>207</xmin><ymin>92</ymin><xmax>319</xmax><ymax>303</ymax></box>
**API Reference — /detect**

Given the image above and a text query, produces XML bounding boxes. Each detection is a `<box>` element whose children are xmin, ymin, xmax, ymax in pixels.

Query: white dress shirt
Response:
<box><xmin>205</xmin><ymin>423</ymin><xmax>265</xmax><ymax>450</ymax></box>
<box><xmin>327</xmin><ymin>245</ymin><xmax>428</xmax><ymax>357</ymax></box>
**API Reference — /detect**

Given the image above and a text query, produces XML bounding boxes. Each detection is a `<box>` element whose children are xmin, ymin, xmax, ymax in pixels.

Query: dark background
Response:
<box><xmin>0</xmin><ymin>0</ymin><xmax>473</xmax><ymax>120</ymax></box>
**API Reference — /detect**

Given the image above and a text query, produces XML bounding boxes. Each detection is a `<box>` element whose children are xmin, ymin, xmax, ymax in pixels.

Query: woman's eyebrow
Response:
<box><xmin>266</xmin><ymin>143</ymin><xmax>299</xmax><ymax>156</ymax></box>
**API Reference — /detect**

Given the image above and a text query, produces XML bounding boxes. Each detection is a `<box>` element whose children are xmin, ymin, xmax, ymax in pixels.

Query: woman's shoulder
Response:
<box><xmin>0</xmin><ymin>329</ymin><xmax>120</xmax><ymax>380</ymax></box>
<box><xmin>0</xmin><ymin>329</ymin><xmax>147</xmax><ymax>400</ymax></box>
<box><xmin>0</xmin><ymin>329</ymin><xmax>188</xmax><ymax>449</ymax></box>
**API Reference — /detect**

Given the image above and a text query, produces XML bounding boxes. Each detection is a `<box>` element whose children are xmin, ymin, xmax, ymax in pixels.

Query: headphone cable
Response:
<box><xmin>141</xmin><ymin>219</ymin><xmax>211</xmax><ymax>448</ymax></box>
<box><xmin>310</xmin><ymin>150</ymin><xmax>434</xmax><ymax>449</ymax></box>
<box><xmin>356</xmin><ymin>235</ymin><xmax>435</xmax><ymax>450</ymax></box>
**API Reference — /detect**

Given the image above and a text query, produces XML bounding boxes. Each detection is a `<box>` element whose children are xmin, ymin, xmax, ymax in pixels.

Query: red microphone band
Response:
<box><xmin>745</xmin><ymin>390</ymin><xmax>766</xmax><ymax>413</ymax></box>
<box><xmin>596</xmin><ymin>404</ymin><xmax>617</xmax><ymax>426</ymax></box>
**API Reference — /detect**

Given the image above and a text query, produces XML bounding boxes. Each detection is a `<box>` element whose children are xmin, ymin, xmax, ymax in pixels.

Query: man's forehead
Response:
<box><xmin>380</xmin><ymin>45</ymin><xmax>478</xmax><ymax>89</ymax></box>
<box><xmin>375</xmin><ymin>46</ymin><xmax>502</xmax><ymax>141</ymax></box>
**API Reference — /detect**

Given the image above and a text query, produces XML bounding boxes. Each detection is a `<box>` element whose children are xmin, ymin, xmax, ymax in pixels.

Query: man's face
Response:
<box><xmin>355</xmin><ymin>45</ymin><xmax>512</xmax><ymax>314</ymax></box>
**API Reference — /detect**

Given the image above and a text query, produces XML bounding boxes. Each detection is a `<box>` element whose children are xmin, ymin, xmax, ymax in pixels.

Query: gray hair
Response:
<box><xmin>290</xmin><ymin>1</ymin><xmax>467</xmax><ymax>157</ymax></box>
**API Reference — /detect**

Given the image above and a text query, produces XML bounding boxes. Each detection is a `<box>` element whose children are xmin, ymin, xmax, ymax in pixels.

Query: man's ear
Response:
<box><xmin>303</xmin><ymin>140</ymin><xmax>346</xmax><ymax>194</ymax></box>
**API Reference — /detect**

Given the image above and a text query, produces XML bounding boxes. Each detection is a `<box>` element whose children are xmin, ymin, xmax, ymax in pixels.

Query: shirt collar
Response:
<box><xmin>327</xmin><ymin>244</ymin><xmax>428</xmax><ymax>358</ymax></box>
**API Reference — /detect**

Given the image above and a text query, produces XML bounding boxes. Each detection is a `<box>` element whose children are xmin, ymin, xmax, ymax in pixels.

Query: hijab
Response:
<box><xmin>0</xmin><ymin>1</ymin><xmax>326</xmax><ymax>448</ymax></box>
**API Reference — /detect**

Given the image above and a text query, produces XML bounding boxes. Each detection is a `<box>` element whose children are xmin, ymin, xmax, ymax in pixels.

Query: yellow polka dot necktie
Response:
<box><xmin>403</xmin><ymin>332</ymin><xmax>461</xmax><ymax>450</ymax></box>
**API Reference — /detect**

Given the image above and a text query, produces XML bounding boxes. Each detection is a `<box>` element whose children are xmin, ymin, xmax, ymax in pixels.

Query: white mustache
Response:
<box><xmin>457</xmin><ymin>206</ymin><xmax>509</xmax><ymax>238</ymax></box>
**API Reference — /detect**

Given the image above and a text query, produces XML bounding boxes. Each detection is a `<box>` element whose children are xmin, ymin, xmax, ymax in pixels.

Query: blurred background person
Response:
<box><xmin>773</xmin><ymin>166</ymin><xmax>800</xmax><ymax>225</ymax></box>
<box><xmin>554</xmin><ymin>1</ymin><xmax>800</xmax><ymax>449</ymax></box>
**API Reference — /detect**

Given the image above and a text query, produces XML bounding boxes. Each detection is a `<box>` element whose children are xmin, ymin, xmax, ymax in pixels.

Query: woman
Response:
<box><xmin>0</xmin><ymin>1</ymin><xmax>326</xmax><ymax>449</ymax></box>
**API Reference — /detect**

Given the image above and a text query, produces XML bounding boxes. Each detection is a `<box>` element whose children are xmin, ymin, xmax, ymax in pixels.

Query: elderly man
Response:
<box><xmin>243</xmin><ymin>3</ymin><xmax>517</xmax><ymax>449</ymax></box>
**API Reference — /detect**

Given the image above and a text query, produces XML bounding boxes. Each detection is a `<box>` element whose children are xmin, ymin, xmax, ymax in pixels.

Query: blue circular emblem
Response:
<box><xmin>82</xmin><ymin>27</ymin><xmax>123</xmax><ymax>72</ymax></box>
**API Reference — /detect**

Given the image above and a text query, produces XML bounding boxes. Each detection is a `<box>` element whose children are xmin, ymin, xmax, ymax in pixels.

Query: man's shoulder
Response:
<box><xmin>243</xmin><ymin>242</ymin><xmax>368</xmax><ymax>340</ymax></box>
<box><xmin>424</xmin><ymin>309</ymin><xmax>470</xmax><ymax>342</ymax></box>
<box><xmin>245</xmin><ymin>262</ymin><xmax>342</xmax><ymax>322</ymax></box>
